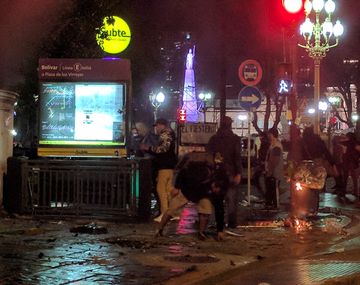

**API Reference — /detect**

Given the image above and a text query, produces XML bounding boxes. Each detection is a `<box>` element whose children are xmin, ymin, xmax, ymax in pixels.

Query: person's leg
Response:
<box><xmin>212</xmin><ymin>194</ymin><xmax>225</xmax><ymax>233</ymax></box>
<box><xmin>156</xmin><ymin>169</ymin><xmax>172</xmax><ymax>215</ymax></box>
<box><xmin>197</xmin><ymin>198</ymin><xmax>213</xmax><ymax>240</ymax></box>
<box><xmin>342</xmin><ymin>166</ymin><xmax>350</xmax><ymax>195</ymax></box>
<box><xmin>155</xmin><ymin>191</ymin><xmax>187</xmax><ymax>237</ymax></box>
<box><xmin>265</xmin><ymin>176</ymin><xmax>276</xmax><ymax>208</ymax></box>
<box><xmin>334</xmin><ymin>164</ymin><xmax>345</xmax><ymax>196</ymax></box>
<box><xmin>225</xmin><ymin>185</ymin><xmax>239</xmax><ymax>228</ymax></box>
<box><xmin>350</xmin><ymin>168</ymin><xmax>359</xmax><ymax>197</ymax></box>
<box><xmin>164</xmin><ymin>169</ymin><xmax>174</xmax><ymax>207</ymax></box>
<box><xmin>151</xmin><ymin>166</ymin><xmax>160</xmax><ymax>213</ymax></box>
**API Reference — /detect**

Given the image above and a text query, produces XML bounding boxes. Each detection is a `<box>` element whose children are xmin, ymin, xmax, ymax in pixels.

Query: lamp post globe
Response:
<box><xmin>155</xmin><ymin>92</ymin><xmax>165</xmax><ymax>104</ymax></box>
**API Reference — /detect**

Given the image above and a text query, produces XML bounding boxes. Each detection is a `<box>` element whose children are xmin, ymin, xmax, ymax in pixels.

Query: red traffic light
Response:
<box><xmin>274</xmin><ymin>0</ymin><xmax>304</xmax><ymax>28</ymax></box>
<box><xmin>178</xmin><ymin>109</ymin><xmax>186</xmax><ymax>123</ymax></box>
<box><xmin>282</xmin><ymin>0</ymin><xmax>303</xmax><ymax>13</ymax></box>
<box><xmin>329</xmin><ymin>116</ymin><xmax>337</xmax><ymax>125</ymax></box>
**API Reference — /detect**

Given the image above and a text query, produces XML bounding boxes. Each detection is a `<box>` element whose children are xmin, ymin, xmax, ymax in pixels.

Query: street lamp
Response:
<box><xmin>149</xmin><ymin>91</ymin><xmax>165</xmax><ymax>120</ymax></box>
<box><xmin>237</xmin><ymin>114</ymin><xmax>248</xmax><ymax>137</ymax></box>
<box><xmin>298</xmin><ymin>0</ymin><xmax>344</xmax><ymax>134</ymax></box>
<box><xmin>198</xmin><ymin>92</ymin><xmax>212</xmax><ymax>122</ymax></box>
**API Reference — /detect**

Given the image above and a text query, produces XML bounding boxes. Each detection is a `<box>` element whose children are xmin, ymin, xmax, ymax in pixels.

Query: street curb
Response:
<box><xmin>321</xmin><ymin>273</ymin><xmax>360</xmax><ymax>285</ymax></box>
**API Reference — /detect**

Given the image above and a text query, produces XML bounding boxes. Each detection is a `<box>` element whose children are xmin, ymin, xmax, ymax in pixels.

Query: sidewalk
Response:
<box><xmin>0</xmin><ymin>189</ymin><xmax>360</xmax><ymax>285</ymax></box>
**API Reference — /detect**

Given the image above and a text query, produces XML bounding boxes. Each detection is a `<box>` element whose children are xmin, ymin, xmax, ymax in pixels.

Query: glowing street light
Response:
<box><xmin>237</xmin><ymin>113</ymin><xmax>248</xmax><ymax>136</ymax></box>
<box><xmin>198</xmin><ymin>92</ymin><xmax>212</xmax><ymax>122</ymax></box>
<box><xmin>308</xmin><ymin>108</ymin><xmax>316</xmax><ymax>114</ymax></box>
<box><xmin>198</xmin><ymin>92</ymin><xmax>212</xmax><ymax>101</ymax></box>
<box><xmin>298</xmin><ymin>0</ymin><xmax>344</xmax><ymax>134</ymax></box>
<box><xmin>352</xmin><ymin>114</ymin><xmax>359</xmax><ymax>122</ymax></box>
<box><xmin>318</xmin><ymin>100</ymin><xmax>328</xmax><ymax>111</ymax></box>
<box><xmin>149</xmin><ymin>91</ymin><xmax>165</xmax><ymax>120</ymax></box>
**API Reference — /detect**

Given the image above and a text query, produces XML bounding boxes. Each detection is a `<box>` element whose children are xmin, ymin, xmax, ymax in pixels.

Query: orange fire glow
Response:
<box><xmin>295</xmin><ymin>182</ymin><xmax>303</xmax><ymax>191</ymax></box>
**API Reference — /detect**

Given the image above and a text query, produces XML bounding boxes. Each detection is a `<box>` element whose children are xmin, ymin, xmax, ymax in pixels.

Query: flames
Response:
<box><xmin>295</xmin><ymin>182</ymin><xmax>303</xmax><ymax>191</ymax></box>
<box><xmin>284</xmin><ymin>217</ymin><xmax>313</xmax><ymax>233</ymax></box>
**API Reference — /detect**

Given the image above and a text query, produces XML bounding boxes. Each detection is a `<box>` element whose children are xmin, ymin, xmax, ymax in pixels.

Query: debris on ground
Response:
<box><xmin>70</xmin><ymin>222</ymin><xmax>108</xmax><ymax>234</ymax></box>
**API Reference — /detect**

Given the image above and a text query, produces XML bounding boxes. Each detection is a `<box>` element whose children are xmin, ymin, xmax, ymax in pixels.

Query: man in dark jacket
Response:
<box><xmin>140</xmin><ymin>118</ymin><xmax>177</xmax><ymax>222</ymax></box>
<box><xmin>206</xmin><ymin>116</ymin><xmax>242</xmax><ymax>229</ymax></box>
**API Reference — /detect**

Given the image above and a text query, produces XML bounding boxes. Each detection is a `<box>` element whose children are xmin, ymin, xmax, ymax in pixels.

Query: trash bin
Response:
<box><xmin>291</xmin><ymin>160</ymin><xmax>326</xmax><ymax>218</ymax></box>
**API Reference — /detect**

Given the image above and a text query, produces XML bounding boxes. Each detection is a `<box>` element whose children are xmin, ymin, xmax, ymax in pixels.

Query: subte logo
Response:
<box><xmin>96</xmin><ymin>16</ymin><xmax>131</xmax><ymax>54</ymax></box>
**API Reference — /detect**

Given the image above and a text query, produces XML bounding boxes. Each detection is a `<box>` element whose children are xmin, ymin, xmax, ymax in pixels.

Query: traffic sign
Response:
<box><xmin>238</xmin><ymin>86</ymin><xmax>262</xmax><ymax>111</ymax></box>
<box><xmin>238</xmin><ymin>59</ymin><xmax>263</xmax><ymax>86</ymax></box>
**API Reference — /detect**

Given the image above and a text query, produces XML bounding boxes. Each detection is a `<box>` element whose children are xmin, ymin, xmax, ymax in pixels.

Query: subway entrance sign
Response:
<box><xmin>238</xmin><ymin>86</ymin><xmax>262</xmax><ymax>111</ymax></box>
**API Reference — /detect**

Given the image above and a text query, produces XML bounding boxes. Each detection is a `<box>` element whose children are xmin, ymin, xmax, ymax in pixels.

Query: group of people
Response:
<box><xmin>131</xmin><ymin>117</ymin><xmax>360</xmax><ymax>241</ymax></box>
<box><xmin>131</xmin><ymin>116</ymin><xmax>285</xmax><ymax>241</ymax></box>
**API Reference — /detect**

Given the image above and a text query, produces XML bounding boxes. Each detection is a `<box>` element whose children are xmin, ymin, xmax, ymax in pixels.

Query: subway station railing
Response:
<box><xmin>4</xmin><ymin>157</ymin><xmax>152</xmax><ymax>221</ymax></box>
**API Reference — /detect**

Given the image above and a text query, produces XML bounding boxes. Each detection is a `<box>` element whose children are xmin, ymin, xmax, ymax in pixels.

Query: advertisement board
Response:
<box><xmin>38</xmin><ymin>58</ymin><xmax>131</xmax><ymax>157</ymax></box>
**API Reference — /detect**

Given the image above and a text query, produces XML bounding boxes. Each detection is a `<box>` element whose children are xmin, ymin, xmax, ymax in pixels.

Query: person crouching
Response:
<box><xmin>155</xmin><ymin>160</ymin><xmax>228</xmax><ymax>241</ymax></box>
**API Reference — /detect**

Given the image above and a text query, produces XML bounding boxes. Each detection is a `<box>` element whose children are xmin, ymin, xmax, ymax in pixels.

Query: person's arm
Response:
<box><xmin>149</xmin><ymin>130</ymin><xmax>172</xmax><ymax>154</ymax></box>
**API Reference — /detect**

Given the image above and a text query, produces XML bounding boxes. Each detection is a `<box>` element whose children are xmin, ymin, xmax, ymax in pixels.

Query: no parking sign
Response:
<box><xmin>238</xmin><ymin>59</ymin><xmax>263</xmax><ymax>86</ymax></box>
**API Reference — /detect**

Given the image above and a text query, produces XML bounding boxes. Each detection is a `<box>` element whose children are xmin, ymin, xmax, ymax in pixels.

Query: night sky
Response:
<box><xmin>0</xmin><ymin>0</ymin><xmax>359</xmax><ymax>93</ymax></box>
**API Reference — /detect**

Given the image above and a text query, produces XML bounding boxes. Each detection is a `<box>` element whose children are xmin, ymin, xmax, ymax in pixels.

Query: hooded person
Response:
<box><xmin>206</xmin><ymin>116</ymin><xmax>242</xmax><ymax>231</ymax></box>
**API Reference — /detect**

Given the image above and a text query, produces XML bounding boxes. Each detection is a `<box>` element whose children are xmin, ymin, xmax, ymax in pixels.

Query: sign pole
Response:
<box><xmin>247</xmin><ymin>111</ymin><xmax>251</xmax><ymax>206</ymax></box>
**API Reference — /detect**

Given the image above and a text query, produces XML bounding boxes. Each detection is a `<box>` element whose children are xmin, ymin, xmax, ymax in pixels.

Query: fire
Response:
<box><xmin>295</xmin><ymin>182</ymin><xmax>303</xmax><ymax>191</ymax></box>
<box><xmin>284</xmin><ymin>217</ymin><xmax>312</xmax><ymax>233</ymax></box>
<box><xmin>293</xmin><ymin>218</ymin><xmax>312</xmax><ymax>233</ymax></box>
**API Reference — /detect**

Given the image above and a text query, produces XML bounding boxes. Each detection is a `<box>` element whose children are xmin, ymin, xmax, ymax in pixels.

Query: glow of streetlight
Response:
<box><xmin>199</xmin><ymin>92</ymin><xmax>212</xmax><ymax>101</ymax></box>
<box><xmin>333</xmin><ymin>20</ymin><xmax>344</xmax><ymax>37</ymax></box>
<box><xmin>155</xmin><ymin>92</ymin><xmax>165</xmax><ymax>103</ymax></box>
<box><xmin>319</xmin><ymin>101</ymin><xmax>328</xmax><ymax>111</ymax></box>
<box><xmin>352</xmin><ymin>114</ymin><xmax>359</xmax><ymax>122</ymax></box>
<box><xmin>304</xmin><ymin>0</ymin><xmax>313</xmax><ymax>15</ymax></box>
<box><xmin>237</xmin><ymin>114</ymin><xmax>248</xmax><ymax>121</ymax></box>
<box><xmin>312</xmin><ymin>0</ymin><xmax>324</xmax><ymax>13</ymax></box>
<box><xmin>308</xmin><ymin>108</ymin><xmax>316</xmax><ymax>114</ymax></box>
<box><xmin>324</xmin><ymin>0</ymin><xmax>335</xmax><ymax>14</ymax></box>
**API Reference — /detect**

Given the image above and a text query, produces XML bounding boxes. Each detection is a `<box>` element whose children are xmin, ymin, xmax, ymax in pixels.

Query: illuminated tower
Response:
<box><xmin>182</xmin><ymin>47</ymin><xmax>199</xmax><ymax>122</ymax></box>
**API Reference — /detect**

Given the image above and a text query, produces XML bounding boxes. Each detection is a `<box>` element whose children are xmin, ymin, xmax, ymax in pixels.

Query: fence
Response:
<box><xmin>4</xmin><ymin>157</ymin><xmax>152</xmax><ymax>220</ymax></box>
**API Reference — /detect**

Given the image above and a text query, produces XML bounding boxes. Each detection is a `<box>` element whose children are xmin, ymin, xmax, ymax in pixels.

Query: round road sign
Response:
<box><xmin>238</xmin><ymin>86</ymin><xmax>262</xmax><ymax>111</ymax></box>
<box><xmin>238</xmin><ymin>59</ymin><xmax>263</xmax><ymax>86</ymax></box>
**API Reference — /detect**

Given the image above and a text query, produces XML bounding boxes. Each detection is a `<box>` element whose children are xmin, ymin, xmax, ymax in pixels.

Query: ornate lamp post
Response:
<box><xmin>149</xmin><ymin>91</ymin><xmax>165</xmax><ymax>121</ymax></box>
<box><xmin>198</xmin><ymin>92</ymin><xmax>212</xmax><ymax>122</ymax></box>
<box><xmin>298</xmin><ymin>0</ymin><xmax>344</xmax><ymax>134</ymax></box>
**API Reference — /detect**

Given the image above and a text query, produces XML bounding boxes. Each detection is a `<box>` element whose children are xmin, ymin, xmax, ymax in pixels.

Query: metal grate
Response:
<box><xmin>13</xmin><ymin>158</ymin><xmax>147</xmax><ymax>219</ymax></box>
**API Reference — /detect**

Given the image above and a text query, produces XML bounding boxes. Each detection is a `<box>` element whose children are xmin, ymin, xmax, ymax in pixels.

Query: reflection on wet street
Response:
<box><xmin>176</xmin><ymin>203</ymin><xmax>198</xmax><ymax>235</ymax></box>
<box><xmin>0</xmin><ymin>220</ymin><xmax>181</xmax><ymax>284</ymax></box>
<box><xmin>0</xmin><ymin>192</ymin><xmax>359</xmax><ymax>284</ymax></box>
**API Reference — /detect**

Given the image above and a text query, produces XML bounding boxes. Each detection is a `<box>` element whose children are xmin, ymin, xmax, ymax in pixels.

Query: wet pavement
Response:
<box><xmin>0</xmin><ymin>184</ymin><xmax>360</xmax><ymax>285</ymax></box>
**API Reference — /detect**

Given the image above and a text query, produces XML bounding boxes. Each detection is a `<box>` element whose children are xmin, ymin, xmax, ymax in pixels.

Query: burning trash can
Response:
<box><xmin>291</xmin><ymin>160</ymin><xmax>326</xmax><ymax>218</ymax></box>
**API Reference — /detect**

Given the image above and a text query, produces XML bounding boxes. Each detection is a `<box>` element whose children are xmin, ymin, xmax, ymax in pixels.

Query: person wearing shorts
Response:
<box><xmin>155</xmin><ymin>160</ymin><xmax>227</xmax><ymax>240</ymax></box>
